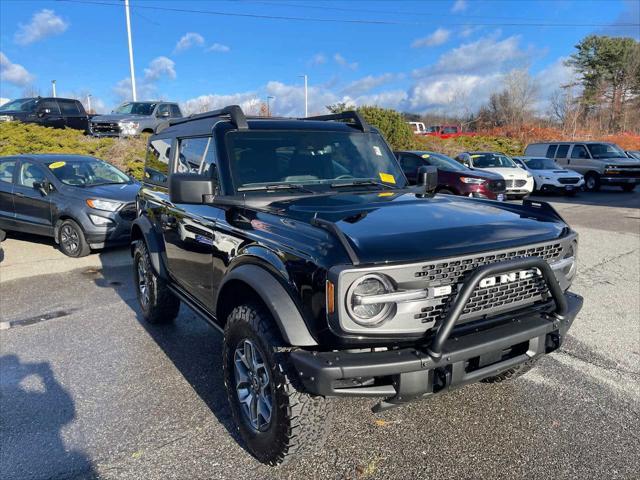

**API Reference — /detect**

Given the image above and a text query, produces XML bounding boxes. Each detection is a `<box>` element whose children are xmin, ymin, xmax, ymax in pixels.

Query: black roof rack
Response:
<box><xmin>302</xmin><ymin>111</ymin><xmax>370</xmax><ymax>132</ymax></box>
<box><xmin>169</xmin><ymin>104</ymin><xmax>248</xmax><ymax>130</ymax></box>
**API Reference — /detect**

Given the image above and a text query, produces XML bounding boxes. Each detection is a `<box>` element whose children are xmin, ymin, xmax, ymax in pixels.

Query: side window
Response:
<box><xmin>170</xmin><ymin>105</ymin><xmax>182</xmax><ymax>118</ymax></box>
<box><xmin>546</xmin><ymin>145</ymin><xmax>558</xmax><ymax>158</ymax></box>
<box><xmin>37</xmin><ymin>100</ymin><xmax>61</xmax><ymax>114</ymax></box>
<box><xmin>17</xmin><ymin>162</ymin><xmax>46</xmax><ymax>188</ymax></box>
<box><xmin>570</xmin><ymin>145</ymin><xmax>589</xmax><ymax>159</ymax></box>
<box><xmin>0</xmin><ymin>159</ymin><xmax>17</xmax><ymax>183</ymax></box>
<box><xmin>176</xmin><ymin>137</ymin><xmax>216</xmax><ymax>176</ymax></box>
<box><xmin>556</xmin><ymin>145</ymin><xmax>570</xmax><ymax>158</ymax></box>
<box><xmin>58</xmin><ymin>100</ymin><xmax>80</xmax><ymax>115</ymax></box>
<box><xmin>144</xmin><ymin>138</ymin><xmax>172</xmax><ymax>187</ymax></box>
<box><xmin>399</xmin><ymin>154</ymin><xmax>421</xmax><ymax>172</ymax></box>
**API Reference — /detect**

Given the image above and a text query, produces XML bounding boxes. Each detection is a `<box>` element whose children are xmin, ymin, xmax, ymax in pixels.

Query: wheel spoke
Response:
<box><xmin>233</xmin><ymin>338</ymin><xmax>273</xmax><ymax>432</ymax></box>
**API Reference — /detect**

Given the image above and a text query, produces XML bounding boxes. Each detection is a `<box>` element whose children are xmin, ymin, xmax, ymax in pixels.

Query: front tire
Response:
<box><xmin>223</xmin><ymin>303</ymin><xmax>332</xmax><ymax>465</ymax></box>
<box><xmin>57</xmin><ymin>219</ymin><xmax>90</xmax><ymax>257</ymax></box>
<box><xmin>133</xmin><ymin>240</ymin><xmax>180</xmax><ymax>324</ymax></box>
<box><xmin>585</xmin><ymin>172</ymin><xmax>600</xmax><ymax>192</ymax></box>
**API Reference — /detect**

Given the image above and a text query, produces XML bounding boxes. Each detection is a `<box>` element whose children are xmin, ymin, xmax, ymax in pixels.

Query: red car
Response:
<box><xmin>395</xmin><ymin>150</ymin><xmax>506</xmax><ymax>200</ymax></box>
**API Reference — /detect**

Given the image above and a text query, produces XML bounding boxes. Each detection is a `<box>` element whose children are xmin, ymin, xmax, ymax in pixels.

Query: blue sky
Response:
<box><xmin>1</xmin><ymin>0</ymin><xmax>638</xmax><ymax>116</ymax></box>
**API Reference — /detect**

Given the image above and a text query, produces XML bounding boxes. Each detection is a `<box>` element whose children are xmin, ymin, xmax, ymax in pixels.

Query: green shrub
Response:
<box><xmin>0</xmin><ymin>122</ymin><xmax>147</xmax><ymax>179</ymax></box>
<box><xmin>357</xmin><ymin>106</ymin><xmax>417</xmax><ymax>150</ymax></box>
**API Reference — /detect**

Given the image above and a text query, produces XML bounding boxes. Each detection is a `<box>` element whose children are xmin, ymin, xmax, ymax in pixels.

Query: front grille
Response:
<box><xmin>558</xmin><ymin>177</ymin><xmax>580</xmax><ymax>185</ymax></box>
<box><xmin>91</xmin><ymin>122</ymin><xmax>120</xmax><ymax>134</ymax></box>
<box><xmin>605</xmin><ymin>167</ymin><xmax>640</xmax><ymax>178</ymax></box>
<box><xmin>505</xmin><ymin>179</ymin><xmax>527</xmax><ymax>188</ymax></box>
<box><xmin>488</xmin><ymin>179</ymin><xmax>506</xmax><ymax>192</ymax></box>
<box><xmin>118</xmin><ymin>203</ymin><xmax>136</xmax><ymax>221</ymax></box>
<box><xmin>413</xmin><ymin>242</ymin><xmax>562</xmax><ymax>324</ymax></box>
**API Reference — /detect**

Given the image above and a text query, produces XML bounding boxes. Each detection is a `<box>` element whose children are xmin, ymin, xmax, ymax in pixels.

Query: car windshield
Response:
<box><xmin>427</xmin><ymin>126</ymin><xmax>439</xmax><ymax>133</ymax></box>
<box><xmin>420</xmin><ymin>152</ymin><xmax>467</xmax><ymax>172</ymax></box>
<box><xmin>226</xmin><ymin>130</ymin><xmax>407</xmax><ymax>192</ymax></box>
<box><xmin>47</xmin><ymin>159</ymin><xmax>131</xmax><ymax>187</ymax></box>
<box><xmin>1</xmin><ymin>98</ymin><xmax>37</xmax><ymax>112</ymax></box>
<box><xmin>471</xmin><ymin>153</ymin><xmax>517</xmax><ymax>168</ymax></box>
<box><xmin>525</xmin><ymin>158</ymin><xmax>560</xmax><ymax>170</ymax></box>
<box><xmin>113</xmin><ymin>102</ymin><xmax>157</xmax><ymax>116</ymax></box>
<box><xmin>441</xmin><ymin>126</ymin><xmax>458</xmax><ymax>134</ymax></box>
<box><xmin>587</xmin><ymin>143</ymin><xmax>627</xmax><ymax>159</ymax></box>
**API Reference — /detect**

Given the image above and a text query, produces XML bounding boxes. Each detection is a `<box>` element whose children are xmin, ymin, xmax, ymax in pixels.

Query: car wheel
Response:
<box><xmin>133</xmin><ymin>240</ymin><xmax>180</xmax><ymax>324</ymax></box>
<box><xmin>481</xmin><ymin>356</ymin><xmax>541</xmax><ymax>384</ymax></box>
<box><xmin>223</xmin><ymin>303</ymin><xmax>332</xmax><ymax>465</ymax></box>
<box><xmin>621</xmin><ymin>184</ymin><xmax>636</xmax><ymax>192</ymax></box>
<box><xmin>584</xmin><ymin>172</ymin><xmax>600</xmax><ymax>192</ymax></box>
<box><xmin>57</xmin><ymin>219</ymin><xmax>91</xmax><ymax>257</ymax></box>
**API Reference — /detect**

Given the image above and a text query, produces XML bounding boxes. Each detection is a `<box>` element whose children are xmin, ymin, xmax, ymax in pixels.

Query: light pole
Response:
<box><xmin>266</xmin><ymin>96</ymin><xmax>274</xmax><ymax>117</ymax></box>
<box><xmin>298</xmin><ymin>75</ymin><xmax>308</xmax><ymax>117</ymax></box>
<box><xmin>124</xmin><ymin>0</ymin><xmax>137</xmax><ymax>101</ymax></box>
<box><xmin>87</xmin><ymin>94</ymin><xmax>92</xmax><ymax>113</ymax></box>
<box><xmin>51</xmin><ymin>80</ymin><xmax>57</xmax><ymax>98</ymax></box>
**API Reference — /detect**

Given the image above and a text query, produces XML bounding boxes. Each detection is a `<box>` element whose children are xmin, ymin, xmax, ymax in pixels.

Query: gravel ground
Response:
<box><xmin>1</xmin><ymin>188</ymin><xmax>638</xmax><ymax>480</ymax></box>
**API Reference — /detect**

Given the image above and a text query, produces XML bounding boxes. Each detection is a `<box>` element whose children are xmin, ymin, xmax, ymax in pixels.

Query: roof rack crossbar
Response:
<box><xmin>303</xmin><ymin>111</ymin><xmax>370</xmax><ymax>132</ymax></box>
<box><xmin>169</xmin><ymin>104</ymin><xmax>248</xmax><ymax>130</ymax></box>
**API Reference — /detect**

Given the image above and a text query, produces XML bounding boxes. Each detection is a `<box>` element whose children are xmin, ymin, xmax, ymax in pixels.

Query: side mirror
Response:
<box><xmin>38</xmin><ymin>108</ymin><xmax>51</xmax><ymax>117</ymax></box>
<box><xmin>169</xmin><ymin>174</ymin><xmax>217</xmax><ymax>204</ymax></box>
<box><xmin>417</xmin><ymin>165</ymin><xmax>438</xmax><ymax>195</ymax></box>
<box><xmin>158</xmin><ymin>110</ymin><xmax>170</xmax><ymax>118</ymax></box>
<box><xmin>33</xmin><ymin>180</ymin><xmax>52</xmax><ymax>195</ymax></box>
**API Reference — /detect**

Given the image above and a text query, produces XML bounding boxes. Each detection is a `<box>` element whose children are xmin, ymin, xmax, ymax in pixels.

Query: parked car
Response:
<box><xmin>425</xmin><ymin>125</ymin><xmax>476</xmax><ymax>139</ymax></box>
<box><xmin>90</xmin><ymin>101</ymin><xmax>183</xmax><ymax>137</ymax></box>
<box><xmin>512</xmin><ymin>157</ymin><xmax>584</xmax><ymax>196</ymax></box>
<box><xmin>625</xmin><ymin>150</ymin><xmax>640</xmax><ymax>160</ymax></box>
<box><xmin>0</xmin><ymin>97</ymin><xmax>90</xmax><ymax>132</ymax></box>
<box><xmin>396</xmin><ymin>150</ymin><xmax>506</xmax><ymax>200</ymax></box>
<box><xmin>0</xmin><ymin>155</ymin><xmax>139</xmax><ymax>257</ymax></box>
<box><xmin>524</xmin><ymin>142</ymin><xmax>640</xmax><ymax>192</ymax></box>
<box><xmin>131</xmin><ymin>105</ymin><xmax>582</xmax><ymax>465</ymax></box>
<box><xmin>455</xmin><ymin>152</ymin><xmax>534</xmax><ymax>198</ymax></box>
<box><xmin>407</xmin><ymin>121</ymin><xmax>427</xmax><ymax>135</ymax></box>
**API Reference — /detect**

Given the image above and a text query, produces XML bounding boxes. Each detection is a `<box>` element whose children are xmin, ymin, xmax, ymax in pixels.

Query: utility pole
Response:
<box><xmin>298</xmin><ymin>74</ymin><xmax>308</xmax><ymax>117</ymax></box>
<box><xmin>87</xmin><ymin>94</ymin><xmax>92</xmax><ymax>113</ymax></box>
<box><xmin>51</xmin><ymin>80</ymin><xmax>56</xmax><ymax>98</ymax></box>
<box><xmin>124</xmin><ymin>0</ymin><xmax>137</xmax><ymax>101</ymax></box>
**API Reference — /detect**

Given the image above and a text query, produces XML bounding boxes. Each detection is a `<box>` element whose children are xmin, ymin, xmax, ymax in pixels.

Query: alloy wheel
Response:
<box><xmin>233</xmin><ymin>339</ymin><xmax>273</xmax><ymax>432</ymax></box>
<box><xmin>137</xmin><ymin>257</ymin><xmax>150</xmax><ymax>307</ymax></box>
<box><xmin>60</xmin><ymin>225</ymin><xmax>79</xmax><ymax>254</ymax></box>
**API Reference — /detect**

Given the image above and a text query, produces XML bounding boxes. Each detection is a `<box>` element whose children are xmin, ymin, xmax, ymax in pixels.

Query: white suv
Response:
<box><xmin>455</xmin><ymin>152</ymin><xmax>534</xmax><ymax>199</ymax></box>
<box><xmin>513</xmin><ymin>157</ymin><xmax>584</xmax><ymax>196</ymax></box>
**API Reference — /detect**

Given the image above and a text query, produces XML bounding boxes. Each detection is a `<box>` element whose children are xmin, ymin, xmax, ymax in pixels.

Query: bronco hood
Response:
<box><xmin>267</xmin><ymin>191</ymin><xmax>567</xmax><ymax>264</ymax></box>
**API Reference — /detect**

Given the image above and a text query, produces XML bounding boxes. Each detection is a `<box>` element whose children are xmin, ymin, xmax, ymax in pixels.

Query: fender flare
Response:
<box><xmin>219</xmin><ymin>264</ymin><xmax>318</xmax><ymax>347</ymax></box>
<box><xmin>131</xmin><ymin>216</ymin><xmax>168</xmax><ymax>280</ymax></box>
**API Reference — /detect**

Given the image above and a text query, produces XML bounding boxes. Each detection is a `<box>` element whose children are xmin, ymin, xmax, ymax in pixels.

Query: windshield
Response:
<box><xmin>421</xmin><ymin>152</ymin><xmax>467</xmax><ymax>172</ymax></box>
<box><xmin>47</xmin><ymin>159</ymin><xmax>131</xmax><ymax>187</ymax></box>
<box><xmin>471</xmin><ymin>153</ymin><xmax>517</xmax><ymax>168</ymax></box>
<box><xmin>441</xmin><ymin>126</ymin><xmax>458</xmax><ymax>134</ymax></box>
<box><xmin>1</xmin><ymin>98</ymin><xmax>36</xmax><ymax>112</ymax></box>
<box><xmin>427</xmin><ymin>126</ymin><xmax>439</xmax><ymax>133</ymax></box>
<box><xmin>525</xmin><ymin>158</ymin><xmax>561</xmax><ymax>170</ymax></box>
<box><xmin>226</xmin><ymin>130</ymin><xmax>407</xmax><ymax>192</ymax></box>
<box><xmin>113</xmin><ymin>102</ymin><xmax>157</xmax><ymax>116</ymax></box>
<box><xmin>587</xmin><ymin>143</ymin><xmax>627</xmax><ymax>159</ymax></box>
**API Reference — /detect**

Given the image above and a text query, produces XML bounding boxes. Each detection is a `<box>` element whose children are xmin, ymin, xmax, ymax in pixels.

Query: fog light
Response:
<box><xmin>89</xmin><ymin>214</ymin><xmax>114</xmax><ymax>226</ymax></box>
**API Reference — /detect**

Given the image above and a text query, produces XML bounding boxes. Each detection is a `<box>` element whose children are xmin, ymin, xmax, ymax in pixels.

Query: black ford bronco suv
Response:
<box><xmin>131</xmin><ymin>106</ymin><xmax>582</xmax><ymax>465</ymax></box>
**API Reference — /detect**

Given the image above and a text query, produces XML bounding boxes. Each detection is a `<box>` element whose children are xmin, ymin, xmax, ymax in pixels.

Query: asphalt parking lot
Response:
<box><xmin>1</xmin><ymin>189</ymin><xmax>639</xmax><ymax>480</ymax></box>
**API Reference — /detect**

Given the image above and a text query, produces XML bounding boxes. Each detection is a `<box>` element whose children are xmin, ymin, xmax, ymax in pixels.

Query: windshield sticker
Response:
<box><xmin>379</xmin><ymin>172</ymin><xmax>396</xmax><ymax>184</ymax></box>
<box><xmin>470</xmin><ymin>155</ymin><xmax>483</xmax><ymax>158</ymax></box>
<box><xmin>48</xmin><ymin>161</ymin><xmax>66</xmax><ymax>169</ymax></box>
<box><xmin>378</xmin><ymin>192</ymin><xmax>394</xmax><ymax>197</ymax></box>
<box><xmin>373</xmin><ymin>146</ymin><xmax>383</xmax><ymax>156</ymax></box>
<box><xmin>421</xmin><ymin>154</ymin><xmax>430</xmax><ymax>158</ymax></box>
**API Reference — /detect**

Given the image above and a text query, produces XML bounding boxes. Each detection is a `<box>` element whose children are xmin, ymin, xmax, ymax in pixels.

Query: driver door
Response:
<box><xmin>13</xmin><ymin>161</ymin><xmax>53</xmax><ymax>236</ymax></box>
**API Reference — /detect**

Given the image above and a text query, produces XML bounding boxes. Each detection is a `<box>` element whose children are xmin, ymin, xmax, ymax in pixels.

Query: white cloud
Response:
<box><xmin>114</xmin><ymin>56</ymin><xmax>176</xmax><ymax>101</ymax></box>
<box><xmin>14</xmin><ymin>9</ymin><xmax>68</xmax><ymax>45</ymax></box>
<box><xmin>334</xmin><ymin>53</ymin><xmax>358</xmax><ymax>70</ymax></box>
<box><xmin>174</xmin><ymin>32</ymin><xmax>205</xmax><ymax>52</ymax></box>
<box><xmin>412</xmin><ymin>28</ymin><xmax>451</xmax><ymax>48</ymax></box>
<box><xmin>342</xmin><ymin>73</ymin><xmax>398</xmax><ymax>96</ymax></box>
<box><xmin>0</xmin><ymin>52</ymin><xmax>35</xmax><ymax>86</ymax></box>
<box><xmin>206</xmin><ymin>43</ymin><xmax>231</xmax><ymax>53</ymax></box>
<box><xmin>0</xmin><ymin>98</ymin><xmax>10</xmax><ymax>106</ymax></box>
<box><xmin>451</xmin><ymin>0</ymin><xmax>468</xmax><ymax>13</ymax></box>
<box><xmin>533</xmin><ymin>56</ymin><xmax>578</xmax><ymax>112</ymax></box>
<box><xmin>459</xmin><ymin>25</ymin><xmax>481</xmax><ymax>38</ymax></box>
<box><xmin>181</xmin><ymin>92</ymin><xmax>261</xmax><ymax>115</ymax></box>
<box><xmin>309</xmin><ymin>53</ymin><xmax>327</xmax><ymax>66</ymax></box>
<box><xmin>143</xmin><ymin>56</ymin><xmax>176</xmax><ymax>82</ymax></box>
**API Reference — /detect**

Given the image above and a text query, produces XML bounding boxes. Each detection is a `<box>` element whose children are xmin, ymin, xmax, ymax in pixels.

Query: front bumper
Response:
<box><xmin>601</xmin><ymin>176</ymin><xmax>640</xmax><ymax>186</ymax></box>
<box><xmin>292</xmin><ymin>291</ymin><xmax>581</xmax><ymax>409</ymax></box>
<box><xmin>70</xmin><ymin>207</ymin><xmax>134</xmax><ymax>249</ymax></box>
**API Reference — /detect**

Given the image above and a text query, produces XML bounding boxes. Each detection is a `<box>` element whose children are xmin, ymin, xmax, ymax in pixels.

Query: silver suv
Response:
<box><xmin>524</xmin><ymin>142</ymin><xmax>640</xmax><ymax>192</ymax></box>
<box><xmin>90</xmin><ymin>101</ymin><xmax>182</xmax><ymax>137</ymax></box>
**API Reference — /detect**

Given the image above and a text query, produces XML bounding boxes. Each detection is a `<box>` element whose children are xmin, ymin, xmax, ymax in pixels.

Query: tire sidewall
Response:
<box><xmin>58</xmin><ymin>219</ymin><xmax>89</xmax><ymax>257</ymax></box>
<box><xmin>134</xmin><ymin>242</ymin><xmax>155</xmax><ymax>317</ymax></box>
<box><xmin>585</xmin><ymin>173</ymin><xmax>600</xmax><ymax>191</ymax></box>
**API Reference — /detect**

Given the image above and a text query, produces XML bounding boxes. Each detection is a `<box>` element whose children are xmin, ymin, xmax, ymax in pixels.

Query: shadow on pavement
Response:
<box><xmin>93</xmin><ymin>253</ymin><xmax>246</xmax><ymax>452</ymax></box>
<box><xmin>0</xmin><ymin>354</ymin><xmax>98</xmax><ymax>480</ymax></box>
<box><xmin>529</xmin><ymin>186</ymin><xmax>639</xmax><ymax>209</ymax></box>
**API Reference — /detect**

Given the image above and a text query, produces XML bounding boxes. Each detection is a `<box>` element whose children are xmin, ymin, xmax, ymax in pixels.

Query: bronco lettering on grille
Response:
<box><xmin>478</xmin><ymin>268</ymin><xmax>539</xmax><ymax>288</ymax></box>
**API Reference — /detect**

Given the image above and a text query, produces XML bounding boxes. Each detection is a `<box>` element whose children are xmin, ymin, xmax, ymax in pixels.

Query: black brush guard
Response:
<box><xmin>291</xmin><ymin>257</ymin><xmax>582</xmax><ymax>411</ymax></box>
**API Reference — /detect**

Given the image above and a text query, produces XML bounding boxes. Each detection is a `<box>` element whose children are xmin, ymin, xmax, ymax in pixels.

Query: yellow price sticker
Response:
<box><xmin>470</xmin><ymin>154</ymin><xmax>483</xmax><ymax>158</ymax></box>
<box><xmin>378</xmin><ymin>172</ymin><xmax>396</xmax><ymax>184</ymax></box>
<box><xmin>378</xmin><ymin>192</ymin><xmax>394</xmax><ymax>197</ymax></box>
<box><xmin>421</xmin><ymin>154</ymin><xmax>430</xmax><ymax>158</ymax></box>
<box><xmin>48</xmin><ymin>161</ymin><xmax>66</xmax><ymax>169</ymax></box>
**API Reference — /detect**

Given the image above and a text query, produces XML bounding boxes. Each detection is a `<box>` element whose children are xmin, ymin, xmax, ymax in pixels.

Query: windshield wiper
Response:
<box><xmin>237</xmin><ymin>183</ymin><xmax>316</xmax><ymax>193</ymax></box>
<box><xmin>88</xmin><ymin>181</ymin><xmax>127</xmax><ymax>187</ymax></box>
<box><xmin>330</xmin><ymin>179</ymin><xmax>399</xmax><ymax>190</ymax></box>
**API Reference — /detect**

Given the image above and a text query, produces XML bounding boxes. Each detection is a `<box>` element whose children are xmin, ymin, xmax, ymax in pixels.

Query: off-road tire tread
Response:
<box><xmin>223</xmin><ymin>304</ymin><xmax>332</xmax><ymax>466</ymax></box>
<box><xmin>481</xmin><ymin>356</ymin><xmax>540</xmax><ymax>384</ymax></box>
<box><xmin>133</xmin><ymin>241</ymin><xmax>180</xmax><ymax>324</ymax></box>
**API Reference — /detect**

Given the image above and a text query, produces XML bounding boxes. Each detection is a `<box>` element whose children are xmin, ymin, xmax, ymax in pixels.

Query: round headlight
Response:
<box><xmin>346</xmin><ymin>274</ymin><xmax>394</xmax><ymax>326</ymax></box>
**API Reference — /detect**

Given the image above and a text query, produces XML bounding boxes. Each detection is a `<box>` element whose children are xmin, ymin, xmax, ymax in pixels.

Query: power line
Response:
<box><xmin>54</xmin><ymin>0</ymin><xmax>639</xmax><ymax>27</ymax></box>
